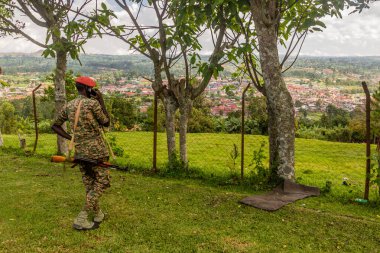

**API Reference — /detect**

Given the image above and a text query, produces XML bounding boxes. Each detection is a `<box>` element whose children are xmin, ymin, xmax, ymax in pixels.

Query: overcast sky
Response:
<box><xmin>0</xmin><ymin>2</ymin><xmax>379</xmax><ymax>56</ymax></box>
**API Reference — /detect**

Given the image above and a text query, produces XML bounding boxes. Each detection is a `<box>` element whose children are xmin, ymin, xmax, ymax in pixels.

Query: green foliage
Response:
<box><xmin>0</xmin><ymin>1</ymin><xmax>15</xmax><ymax>37</ymax></box>
<box><xmin>187</xmin><ymin>108</ymin><xmax>215</xmax><ymax>133</ymax></box>
<box><xmin>0</xmin><ymin>101</ymin><xmax>16</xmax><ymax>134</ymax></box>
<box><xmin>107</xmin><ymin>134</ymin><xmax>125</xmax><ymax>157</ymax></box>
<box><xmin>296</xmin><ymin>126</ymin><xmax>352</xmax><ymax>142</ymax></box>
<box><xmin>248</xmin><ymin>141</ymin><xmax>270</xmax><ymax>189</ymax></box>
<box><xmin>43</xmin><ymin>70</ymin><xmax>78</xmax><ymax>102</ymax></box>
<box><xmin>0</xmin><ymin>79</ymin><xmax>9</xmax><ymax>87</ymax></box>
<box><xmin>222</xmin><ymin>84</ymin><xmax>237</xmax><ymax>98</ymax></box>
<box><xmin>107</xmin><ymin>95</ymin><xmax>137</xmax><ymax>130</ymax></box>
<box><xmin>166</xmin><ymin>152</ymin><xmax>186</xmax><ymax>172</ymax></box>
<box><xmin>38</xmin><ymin>120</ymin><xmax>53</xmax><ymax>134</ymax></box>
<box><xmin>321</xmin><ymin>180</ymin><xmax>333</xmax><ymax>195</ymax></box>
<box><xmin>370</xmin><ymin>144</ymin><xmax>380</xmax><ymax>200</ymax></box>
<box><xmin>227</xmin><ymin>143</ymin><xmax>239</xmax><ymax>177</ymax></box>
<box><xmin>231</xmin><ymin>0</ymin><xmax>372</xmax><ymax>92</ymax></box>
<box><xmin>370</xmin><ymin>82</ymin><xmax>380</xmax><ymax>138</ymax></box>
<box><xmin>140</xmin><ymin>103</ymin><xmax>166</xmax><ymax>132</ymax></box>
<box><xmin>15</xmin><ymin>116</ymin><xmax>32</xmax><ymax>134</ymax></box>
<box><xmin>188</xmin><ymin>95</ymin><xmax>215</xmax><ymax>133</ymax></box>
<box><xmin>246</xmin><ymin>96</ymin><xmax>268</xmax><ymax>135</ymax></box>
<box><xmin>320</xmin><ymin>104</ymin><xmax>350</xmax><ymax>128</ymax></box>
<box><xmin>42</xmin><ymin>3</ymin><xmax>119</xmax><ymax>63</ymax></box>
<box><xmin>225</xmin><ymin>114</ymin><xmax>241</xmax><ymax>133</ymax></box>
<box><xmin>297</xmin><ymin>112</ymin><xmax>318</xmax><ymax>129</ymax></box>
<box><xmin>167</xmin><ymin>0</ymin><xmax>240</xmax><ymax>82</ymax></box>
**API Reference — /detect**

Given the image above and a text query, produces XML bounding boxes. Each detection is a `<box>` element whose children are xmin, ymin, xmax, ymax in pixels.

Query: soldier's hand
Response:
<box><xmin>93</xmin><ymin>89</ymin><xmax>103</xmax><ymax>100</ymax></box>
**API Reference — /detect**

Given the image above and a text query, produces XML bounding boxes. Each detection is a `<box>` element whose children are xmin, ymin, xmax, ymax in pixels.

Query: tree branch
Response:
<box><xmin>0</xmin><ymin>16</ymin><xmax>47</xmax><ymax>48</ymax></box>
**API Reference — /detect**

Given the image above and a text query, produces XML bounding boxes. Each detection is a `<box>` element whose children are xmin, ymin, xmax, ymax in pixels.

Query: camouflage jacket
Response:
<box><xmin>53</xmin><ymin>95</ymin><xmax>110</xmax><ymax>160</ymax></box>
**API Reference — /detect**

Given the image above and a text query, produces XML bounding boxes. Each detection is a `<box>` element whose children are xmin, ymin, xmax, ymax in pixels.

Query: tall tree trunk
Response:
<box><xmin>54</xmin><ymin>50</ymin><xmax>68</xmax><ymax>155</ymax></box>
<box><xmin>163</xmin><ymin>96</ymin><xmax>178</xmax><ymax>163</ymax></box>
<box><xmin>0</xmin><ymin>128</ymin><xmax>3</xmax><ymax>147</ymax></box>
<box><xmin>179</xmin><ymin>99</ymin><xmax>192</xmax><ymax>168</ymax></box>
<box><xmin>252</xmin><ymin>14</ymin><xmax>296</xmax><ymax>182</ymax></box>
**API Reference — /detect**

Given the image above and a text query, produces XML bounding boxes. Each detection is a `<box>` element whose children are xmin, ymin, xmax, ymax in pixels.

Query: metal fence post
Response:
<box><xmin>361</xmin><ymin>81</ymin><xmax>371</xmax><ymax>200</ymax></box>
<box><xmin>153</xmin><ymin>91</ymin><xmax>158</xmax><ymax>172</ymax></box>
<box><xmin>241</xmin><ymin>82</ymin><xmax>251</xmax><ymax>180</ymax></box>
<box><xmin>32</xmin><ymin>83</ymin><xmax>42</xmax><ymax>153</ymax></box>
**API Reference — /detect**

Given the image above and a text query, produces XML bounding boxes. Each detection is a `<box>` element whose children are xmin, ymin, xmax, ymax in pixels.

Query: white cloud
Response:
<box><xmin>297</xmin><ymin>2</ymin><xmax>380</xmax><ymax>56</ymax></box>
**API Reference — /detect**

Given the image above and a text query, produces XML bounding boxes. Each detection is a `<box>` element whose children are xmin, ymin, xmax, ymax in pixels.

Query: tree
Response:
<box><xmin>187</xmin><ymin>95</ymin><xmax>215</xmax><ymax>133</ymax></box>
<box><xmin>0</xmin><ymin>2</ymin><xmax>12</xmax><ymax>88</ymax></box>
<box><xmin>101</xmin><ymin>0</ymin><xmax>238</xmax><ymax>167</ymax></box>
<box><xmin>247</xmin><ymin>95</ymin><xmax>268</xmax><ymax>135</ymax></box>
<box><xmin>0</xmin><ymin>0</ymin><xmax>114</xmax><ymax>154</ymax></box>
<box><xmin>108</xmin><ymin>95</ymin><xmax>137</xmax><ymax>130</ymax></box>
<box><xmin>230</xmin><ymin>0</ymin><xmax>373</xmax><ymax>182</ymax></box>
<box><xmin>348</xmin><ymin>107</ymin><xmax>365</xmax><ymax>142</ymax></box>
<box><xmin>371</xmin><ymin>84</ymin><xmax>380</xmax><ymax>139</ymax></box>
<box><xmin>0</xmin><ymin>101</ymin><xmax>17</xmax><ymax>134</ymax></box>
<box><xmin>0</xmin><ymin>1</ymin><xmax>14</xmax><ymax>38</ymax></box>
<box><xmin>140</xmin><ymin>103</ymin><xmax>166</xmax><ymax>132</ymax></box>
<box><xmin>294</xmin><ymin>100</ymin><xmax>303</xmax><ymax>108</ymax></box>
<box><xmin>320</xmin><ymin>104</ymin><xmax>349</xmax><ymax>128</ymax></box>
<box><xmin>43</xmin><ymin>70</ymin><xmax>78</xmax><ymax>103</ymax></box>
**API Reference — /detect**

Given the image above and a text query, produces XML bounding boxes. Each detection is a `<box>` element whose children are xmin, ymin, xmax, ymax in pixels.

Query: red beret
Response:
<box><xmin>75</xmin><ymin>76</ymin><xmax>96</xmax><ymax>87</ymax></box>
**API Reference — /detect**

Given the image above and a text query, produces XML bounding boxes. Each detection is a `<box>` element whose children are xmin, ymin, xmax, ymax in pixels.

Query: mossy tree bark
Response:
<box><xmin>251</xmin><ymin>1</ymin><xmax>295</xmax><ymax>181</ymax></box>
<box><xmin>54</xmin><ymin>49</ymin><xmax>68</xmax><ymax>155</ymax></box>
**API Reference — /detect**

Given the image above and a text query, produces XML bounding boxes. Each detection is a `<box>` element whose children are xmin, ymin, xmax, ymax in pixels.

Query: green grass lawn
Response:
<box><xmin>1</xmin><ymin>132</ymin><xmax>380</xmax><ymax>252</ymax></box>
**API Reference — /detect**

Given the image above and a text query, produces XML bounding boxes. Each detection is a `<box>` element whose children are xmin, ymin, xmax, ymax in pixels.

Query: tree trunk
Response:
<box><xmin>54</xmin><ymin>50</ymin><xmax>68</xmax><ymax>155</ymax></box>
<box><xmin>252</xmin><ymin>15</ymin><xmax>296</xmax><ymax>182</ymax></box>
<box><xmin>0</xmin><ymin>129</ymin><xmax>3</xmax><ymax>147</ymax></box>
<box><xmin>163</xmin><ymin>96</ymin><xmax>178</xmax><ymax>163</ymax></box>
<box><xmin>179</xmin><ymin>99</ymin><xmax>192</xmax><ymax>168</ymax></box>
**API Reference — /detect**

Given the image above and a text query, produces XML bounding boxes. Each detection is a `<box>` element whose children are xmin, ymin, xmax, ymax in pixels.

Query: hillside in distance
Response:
<box><xmin>0</xmin><ymin>53</ymin><xmax>151</xmax><ymax>76</ymax></box>
<box><xmin>0</xmin><ymin>53</ymin><xmax>379</xmax><ymax>80</ymax></box>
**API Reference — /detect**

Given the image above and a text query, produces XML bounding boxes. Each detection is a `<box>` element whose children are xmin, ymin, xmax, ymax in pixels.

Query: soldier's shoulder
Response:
<box><xmin>86</xmin><ymin>97</ymin><xmax>101</xmax><ymax>107</ymax></box>
<box><xmin>66</xmin><ymin>98</ymin><xmax>78</xmax><ymax>108</ymax></box>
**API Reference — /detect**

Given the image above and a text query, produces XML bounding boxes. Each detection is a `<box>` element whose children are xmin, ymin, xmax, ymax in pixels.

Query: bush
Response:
<box><xmin>247</xmin><ymin>141</ymin><xmax>270</xmax><ymax>189</ymax></box>
<box><xmin>226</xmin><ymin>143</ymin><xmax>239</xmax><ymax>178</ymax></box>
<box><xmin>324</xmin><ymin>127</ymin><xmax>352</xmax><ymax>142</ymax></box>
<box><xmin>296</xmin><ymin>126</ymin><xmax>353</xmax><ymax>143</ymax></box>
<box><xmin>296</xmin><ymin>126</ymin><xmax>326</xmax><ymax>140</ymax></box>
<box><xmin>38</xmin><ymin>120</ymin><xmax>53</xmax><ymax>133</ymax></box>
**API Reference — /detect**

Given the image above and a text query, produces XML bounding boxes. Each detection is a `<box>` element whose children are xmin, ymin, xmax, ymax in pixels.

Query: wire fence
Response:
<box><xmin>0</xmin><ymin>129</ymin><xmax>374</xmax><ymax>197</ymax></box>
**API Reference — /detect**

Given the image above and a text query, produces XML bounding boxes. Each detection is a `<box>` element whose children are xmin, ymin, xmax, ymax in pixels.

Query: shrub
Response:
<box><xmin>248</xmin><ymin>141</ymin><xmax>270</xmax><ymax>189</ymax></box>
<box><xmin>38</xmin><ymin>120</ymin><xmax>53</xmax><ymax>133</ymax></box>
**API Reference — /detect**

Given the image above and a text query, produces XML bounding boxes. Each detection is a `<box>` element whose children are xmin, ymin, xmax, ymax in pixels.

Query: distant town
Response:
<box><xmin>0</xmin><ymin>74</ymin><xmax>367</xmax><ymax>116</ymax></box>
<box><xmin>1</xmin><ymin>54</ymin><xmax>379</xmax><ymax>116</ymax></box>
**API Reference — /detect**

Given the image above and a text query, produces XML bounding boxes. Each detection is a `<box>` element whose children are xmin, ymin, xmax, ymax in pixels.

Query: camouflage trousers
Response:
<box><xmin>79</xmin><ymin>162</ymin><xmax>111</xmax><ymax>213</ymax></box>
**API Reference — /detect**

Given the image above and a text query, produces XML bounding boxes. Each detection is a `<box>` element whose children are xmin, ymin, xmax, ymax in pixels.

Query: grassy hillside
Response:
<box><xmin>0</xmin><ymin>154</ymin><xmax>380</xmax><ymax>252</ymax></box>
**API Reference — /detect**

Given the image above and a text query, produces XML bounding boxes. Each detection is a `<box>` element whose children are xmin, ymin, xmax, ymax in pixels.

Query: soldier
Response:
<box><xmin>52</xmin><ymin>76</ymin><xmax>111</xmax><ymax>230</ymax></box>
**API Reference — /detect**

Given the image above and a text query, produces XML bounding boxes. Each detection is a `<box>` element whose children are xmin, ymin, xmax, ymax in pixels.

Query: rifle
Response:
<box><xmin>51</xmin><ymin>155</ymin><xmax>128</xmax><ymax>171</ymax></box>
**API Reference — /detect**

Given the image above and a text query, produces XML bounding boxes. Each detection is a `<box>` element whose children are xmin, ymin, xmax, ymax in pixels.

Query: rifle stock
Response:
<box><xmin>51</xmin><ymin>155</ymin><xmax>128</xmax><ymax>171</ymax></box>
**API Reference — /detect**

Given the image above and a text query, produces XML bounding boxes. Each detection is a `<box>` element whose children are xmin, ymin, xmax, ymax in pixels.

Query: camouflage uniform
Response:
<box><xmin>54</xmin><ymin>95</ymin><xmax>110</xmax><ymax>213</ymax></box>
